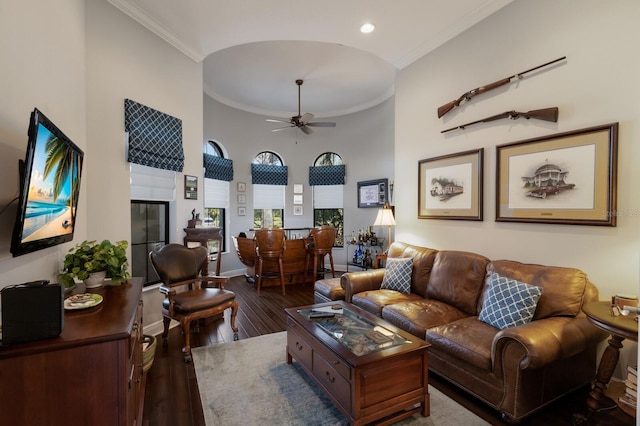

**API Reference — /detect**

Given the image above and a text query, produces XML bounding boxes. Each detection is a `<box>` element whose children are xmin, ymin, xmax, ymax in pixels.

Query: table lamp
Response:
<box><xmin>373</xmin><ymin>203</ymin><xmax>396</xmax><ymax>253</ymax></box>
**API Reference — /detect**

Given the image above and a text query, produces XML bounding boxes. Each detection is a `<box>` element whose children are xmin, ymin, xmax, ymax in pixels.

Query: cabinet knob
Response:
<box><xmin>325</xmin><ymin>371</ymin><xmax>335</xmax><ymax>383</ymax></box>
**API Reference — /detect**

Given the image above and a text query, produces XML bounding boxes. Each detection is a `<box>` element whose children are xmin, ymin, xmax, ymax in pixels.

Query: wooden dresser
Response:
<box><xmin>0</xmin><ymin>278</ymin><xmax>144</xmax><ymax>425</ymax></box>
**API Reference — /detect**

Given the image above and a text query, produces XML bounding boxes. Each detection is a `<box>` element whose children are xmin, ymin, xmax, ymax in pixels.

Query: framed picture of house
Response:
<box><xmin>418</xmin><ymin>148</ymin><xmax>483</xmax><ymax>220</ymax></box>
<box><xmin>496</xmin><ymin>123</ymin><xmax>618</xmax><ymax>226</ymax></box>
<box><xmin>357</xmin><ymin>178</ymin><xmax>388</xmax><ymax>208</ymax></box>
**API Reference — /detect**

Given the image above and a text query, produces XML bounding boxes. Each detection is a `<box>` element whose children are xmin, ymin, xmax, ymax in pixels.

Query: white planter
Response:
<box><xmin>83</xmin><ymin>271</ymin><xmax>107</xmax><ymax>289</ymax></box>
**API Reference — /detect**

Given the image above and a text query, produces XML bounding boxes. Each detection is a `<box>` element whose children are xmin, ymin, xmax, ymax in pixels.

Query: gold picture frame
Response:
<box><xmin>418</xmin><ymin>148</ymin><xmax>483</xmax><ymax>220</ymax></box>
<box><xmin>496</xmin><ymin>123</ymin><xmax>618</xmax><ymax>226</ymax></box>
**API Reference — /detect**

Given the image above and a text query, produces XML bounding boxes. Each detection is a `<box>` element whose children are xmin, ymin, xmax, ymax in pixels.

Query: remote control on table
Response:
<box><xmin>309</xmin><ymin>312</ymin><xmax>335</xmax><ymax>319</ymax></box>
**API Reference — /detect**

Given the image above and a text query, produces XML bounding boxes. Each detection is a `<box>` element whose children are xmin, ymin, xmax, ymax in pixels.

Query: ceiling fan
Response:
<box><xmin>266</xmin><ymin>79</ymin><xmax>336</xmax><ymax>135</ymax></box>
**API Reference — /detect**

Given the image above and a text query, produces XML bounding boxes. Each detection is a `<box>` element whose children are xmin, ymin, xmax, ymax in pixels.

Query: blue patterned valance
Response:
<box><xmin>203</xmin><ymin>154</ymin><xmax>233</xmax><ymax>181</ymax></box>
<box><xmin>251</xmin><ymin>164</ymin><xmax>288</xmax><ymax>185</ymax></box>
<box><xmin>124</xmin><ymin>99</ymin><xmax>184</xmax><ymax>172</ymax></box>
<box><xmin>309</xmin><ymin>165</ymin><xmax>346</xmax><ymax>186</ymax></box>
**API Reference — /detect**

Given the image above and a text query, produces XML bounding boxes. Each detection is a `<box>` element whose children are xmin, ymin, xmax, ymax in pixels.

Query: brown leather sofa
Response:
<box><xmin>338</xmin><ymin>241</ymin><xmax>607</xmax><ymax>423</ymax></box>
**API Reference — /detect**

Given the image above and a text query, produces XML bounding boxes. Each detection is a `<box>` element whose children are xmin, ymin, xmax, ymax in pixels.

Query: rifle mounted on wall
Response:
<box><xmin>441</xmin><ymin>107</ymin><xmax>558</xmax><ymax>133</ymax></box>
<box><xmin>437</xmin><ymin>56</ymin><xmax>566</xmax><ymax>118</ymax></box>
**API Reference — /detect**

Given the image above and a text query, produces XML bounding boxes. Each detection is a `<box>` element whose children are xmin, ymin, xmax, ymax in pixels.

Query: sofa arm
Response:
<box><xmin>341</xmin><ymin>270</ymin><xmax>386</xmax><ymax>303</ymax></box>
<box><xmin>492</xmin><ymin>316</ymin><xmax>607</xmax><ymax>371</ymax></box>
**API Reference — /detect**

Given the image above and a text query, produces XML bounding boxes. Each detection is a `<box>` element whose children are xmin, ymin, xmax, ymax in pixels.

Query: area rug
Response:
<box><xmin>192</xmin><ymin>332</ymin><xmax>490</xmax><ymax>426</ymax></box>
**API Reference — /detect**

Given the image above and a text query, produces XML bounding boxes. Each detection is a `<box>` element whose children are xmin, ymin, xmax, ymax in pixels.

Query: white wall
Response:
<box><xmin>0</xmin><ymin>0</ymin><xmax>87</xmax><ymax>286</ymax></box>
<box><xmin>84</xmin><ymin>0</ymin><xmax>204</xmax><ymax>328</ymax></box>
<box><xmin>395</xmin><ymin>0</ymin><xmax>639</xmax><ymax>377</ymax></box>
<box><xmin>396</xmin><ymin>0</ymin><xmax>639</xmax><ymax>298</ymax></box>
<box><xmin>204</xmin><ymin>95</ymin><xmax>395</xmax><ymax>273</ymax></box>
<box><xmin>85</xmin><ymin>0</ymin><xmax>203</xmax><ymax>244</ymax></box>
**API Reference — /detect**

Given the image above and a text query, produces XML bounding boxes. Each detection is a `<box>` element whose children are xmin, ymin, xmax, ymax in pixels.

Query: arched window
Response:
<box><xmin>314</xmin><ymin>152</ymin><xmax>343</xmax><ymax>167</ymax></box>
<box><xmin>252</xmin><ymin>151</ymin><xmax>286</xmax><ymax>228</ymax></box>
<box><xmin>311</xmin><ymin>152</ymin><xmax>344</xmax><ymax>247</ymax></box>
<box><xmin>206</xmin><ymin>140</ymin><xmax>224</xmax><ymax>157</ymax></box>
<box><xmin>253</xmin><ymin>151</ymin><xmax>283</xmax><ymax>166</ymax></box>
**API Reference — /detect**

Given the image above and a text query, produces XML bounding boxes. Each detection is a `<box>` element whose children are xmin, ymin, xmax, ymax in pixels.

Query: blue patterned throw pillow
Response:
<box><xmin>380</xmin><ymin>257</ymin><xmax>413</xmax><ymax>294</ymax></box>
<box><xmin>479</xmin><ymin>273</ymin><xmax>543</xmax><ymax>330</ymax></box>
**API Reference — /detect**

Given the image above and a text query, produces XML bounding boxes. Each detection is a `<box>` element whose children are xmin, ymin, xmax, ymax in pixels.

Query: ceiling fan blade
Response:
<box><xmin>271</xmin><ymin>126</ymin><xmax>293</xmax><ymax>132</ymax></box>
<box><xmin>300</xmin><ymin>125</ymin><xmax>313</xmax><ymax>135</ymax></box>
<box><xmin>266</xmin><ymin>118</ymin><xmax>290</xmax><ymax>124</ymax></box>
<box><xmin>300</xmin><ymin>112</ymin><xmax>314</xmax><ymax>124</ymax></box>
<box><xmin>306</xmin><ymin>122</ymin><xmax>336</xmax><ymax>128</ymax></box>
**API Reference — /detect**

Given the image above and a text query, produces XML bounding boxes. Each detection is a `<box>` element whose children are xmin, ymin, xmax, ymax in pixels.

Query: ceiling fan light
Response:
<box><xmin>360</xmin><ymin>23</ymin><xmax>375</xmax><ymax>34</ymax></box>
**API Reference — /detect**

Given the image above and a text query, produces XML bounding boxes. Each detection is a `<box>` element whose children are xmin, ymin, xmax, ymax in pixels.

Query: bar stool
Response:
<box><xmin>305</xmin><ymin>226</ymin><xmax>337</xmax><ymax>284</ymax></box>
<box><xmin>254</xmin><ymin>228</ymin><xmax>286</xmax><ymax>296</ymax></box>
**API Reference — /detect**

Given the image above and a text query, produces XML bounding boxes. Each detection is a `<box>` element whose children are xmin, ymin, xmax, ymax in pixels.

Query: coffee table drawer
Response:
<box><xmin>287</xmin><ymin>328</ymin><xmax>312</xmax><ymax>370</ymax></box>
<box><xmin>313</xmin><ymin>351</ymin><xmax>351</xmax><ymax>411</ymax></box>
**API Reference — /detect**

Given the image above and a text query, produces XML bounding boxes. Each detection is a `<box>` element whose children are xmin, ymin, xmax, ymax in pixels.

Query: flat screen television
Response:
<box><xmin>10</xmin><ymin>108</ymin><xmax>84</xmax><ymax>257</ymax></box>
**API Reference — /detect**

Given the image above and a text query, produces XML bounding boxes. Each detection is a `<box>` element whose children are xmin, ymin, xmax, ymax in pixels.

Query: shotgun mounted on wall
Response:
<box><xmin>441</xmin><ymin>107</ymin><xmax>558</xmax><ymax>133</ymax></box>
<box><xmin>437</xmin><ymin>56</ymin><xmax>566</xmax><ymax>118</ymax></box>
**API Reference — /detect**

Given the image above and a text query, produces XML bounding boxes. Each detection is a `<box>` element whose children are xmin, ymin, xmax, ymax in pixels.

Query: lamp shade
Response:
<box><xmin>373</xmin><ymin>207</ymin><xmax>396</xmax><ymax>227</ymax></box>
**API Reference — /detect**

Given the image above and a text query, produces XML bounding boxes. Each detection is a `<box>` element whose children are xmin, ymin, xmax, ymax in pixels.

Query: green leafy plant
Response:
<box><xmin>59</xmin><ymin>240</ymin><xmax>131</xmax><ymax>287</ymax></box>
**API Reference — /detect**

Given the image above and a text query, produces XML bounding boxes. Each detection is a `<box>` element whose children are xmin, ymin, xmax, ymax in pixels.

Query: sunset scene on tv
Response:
<box><xmin>21</xmin><ymin>123</ymin><xmax>82</xmax><ymax>243</ymax></box>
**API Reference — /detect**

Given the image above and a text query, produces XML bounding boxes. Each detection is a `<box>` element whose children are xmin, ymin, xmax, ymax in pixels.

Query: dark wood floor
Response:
<box><xmin>142</xmin><ymin>275</ymin><xmax>634</xmax><ymax>426</ymax></box>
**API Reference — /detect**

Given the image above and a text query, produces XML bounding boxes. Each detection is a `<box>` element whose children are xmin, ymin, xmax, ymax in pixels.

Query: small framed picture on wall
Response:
<box><xmin>185</xmin><ymin>175</ymin><xmax>198</xmax><ymax>200</ymax></box>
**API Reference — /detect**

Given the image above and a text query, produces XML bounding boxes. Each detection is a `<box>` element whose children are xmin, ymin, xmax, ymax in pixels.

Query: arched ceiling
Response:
<box><xmin>107</xmin><ymin>0</ymin><xmax>512</xmax><ymax>118</ymax></box>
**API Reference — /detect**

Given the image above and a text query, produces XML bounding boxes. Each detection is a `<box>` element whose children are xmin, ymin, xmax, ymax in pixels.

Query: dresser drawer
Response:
<box><xmin>287</xmin><ymin>327</ymin><xmax>312</xmax><ymax>371</ymax></box>
<box><xmin>313</xmin><ymin>351</ymin><xmax>351</xmax><ymax>411</ymax></box>
<box><xmin>313</xmin><ymin>342</ymin><xmax>350</xmax><ymax>381</ymax></box>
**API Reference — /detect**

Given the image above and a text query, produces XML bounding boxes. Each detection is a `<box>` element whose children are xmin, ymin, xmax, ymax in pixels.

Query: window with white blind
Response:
<box><xmin>253</xmin><ymin>184</ymin><xmax>284</xmax><ymax>228</ymax></box>
<box><xmin>311</xmin><ymin>153</ymin><xmax>344</xmax><ymax>246</ymax></box>
<box><xmin>203</xmin><ymin>141</ymin><xmax>230</xmax><ymax>252</ymax></box>
<box><xmin>252</xmin><ymin>151</ymin><xmax>286</xmax><ymax>228</ymax></box>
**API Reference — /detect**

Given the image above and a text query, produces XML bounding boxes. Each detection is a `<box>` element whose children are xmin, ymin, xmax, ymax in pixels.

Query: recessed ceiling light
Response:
<box><xmin>360</xmin><ymin>23</ymin><xmax>375</xmax><ymax>34</ymax></box>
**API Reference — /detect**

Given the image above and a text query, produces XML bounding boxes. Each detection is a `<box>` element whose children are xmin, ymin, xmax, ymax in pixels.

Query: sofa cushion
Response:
<box><xmin>387</xmin><ymin>242</ymin><xmax>438</xmax><ymax>298</ymax></box>
<box><xmin>381</xmin><ymin>299</ymin><xmax>469</xmax><ymax>338</ymax></box>
<box><xmin>426</xmin><ymin>317</ymin><xmax>498</xmax><ymax>372</ymax></box>
<box><xmin>426</xmin><ymin>250</ymin><xmax>490</xmax><ymax>315</ymax></box>
<box><xmin>314</xmin><ymin>277</ymin><xmax>345</xmax><ymax>303</ymax></box>
<box><xmin>487</xmin><ymin>260</ymin><xmax>588</xmax><ymax>319</ymax></box>
<box><xmin>380</xmin><ymin>257</ymin><xmax>413</xmax><ymax>294</ymax></box>
<box><xmin>352</xmin><ymin>290</ymin><xmax>423</xmax><ymax>317</ymax></box>
<box><xmin>478</xmin><ymin>273</ymin><xmax>543</xmax><ymax>330</ymax></box>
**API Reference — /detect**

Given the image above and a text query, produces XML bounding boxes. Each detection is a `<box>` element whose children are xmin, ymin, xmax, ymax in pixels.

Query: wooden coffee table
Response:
<box><xmin>286</xmin><ymin>301</ymin><xmax>430</xmax><ymax>426</ymax></box>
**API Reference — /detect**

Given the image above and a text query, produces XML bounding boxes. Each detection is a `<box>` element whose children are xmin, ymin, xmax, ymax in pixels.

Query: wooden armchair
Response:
<box><xmin>149</xmin><ymin>244</ymin><xmax>238</xmax><ymax>362</ymax></box>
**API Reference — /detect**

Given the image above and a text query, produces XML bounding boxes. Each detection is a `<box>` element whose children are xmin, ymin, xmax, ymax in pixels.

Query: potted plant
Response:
<box><xmin>59</xmin><ymin>240</ymin><xmax>131</xmax><ymax>289</ymax></box>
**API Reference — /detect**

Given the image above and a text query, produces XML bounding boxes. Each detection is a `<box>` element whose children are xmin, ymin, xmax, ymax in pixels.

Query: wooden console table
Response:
<box><xmin>0</xmin><ymin>278</ymin><xmax>144</xmax><ymax>425</ymax></box>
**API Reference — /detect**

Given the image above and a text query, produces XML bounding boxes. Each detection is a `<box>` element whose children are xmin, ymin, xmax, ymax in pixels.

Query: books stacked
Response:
<box><xmin>619</xmin><ymin>364</ymin><xmax>637</xmax><ymax>411</ymax></box>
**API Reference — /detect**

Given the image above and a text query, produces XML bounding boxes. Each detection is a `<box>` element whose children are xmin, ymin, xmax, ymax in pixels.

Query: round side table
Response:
<box><xmin>575</xmin><ymin>301</ymin><xmax>638</xmax><ymax>423</ymax></box>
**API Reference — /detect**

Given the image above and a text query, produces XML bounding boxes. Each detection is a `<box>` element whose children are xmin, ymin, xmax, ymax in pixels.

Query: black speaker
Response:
<box><xmin>1</xmin><ymin>280</ymin><xmax>64</xmax><ymax>345</ymax></box>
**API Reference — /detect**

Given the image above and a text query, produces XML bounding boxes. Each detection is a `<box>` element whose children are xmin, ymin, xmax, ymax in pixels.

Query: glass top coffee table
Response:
<box><xmin>296</xmin><ymin>304</ymin><xmax>410</xmax><ymax>356</ymax></box>
<box><xmin>286</xmin><ymin>301</ymin><xmax>430</xmax><ymax>425</ymax></box>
